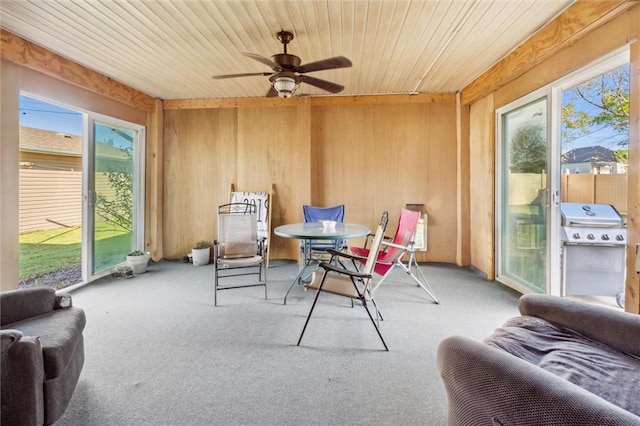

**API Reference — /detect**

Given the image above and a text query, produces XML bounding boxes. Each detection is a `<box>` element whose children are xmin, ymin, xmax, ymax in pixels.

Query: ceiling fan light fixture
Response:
<box><xmin>273</xmin><ymin>76</ymin><xmax>297</xmax><ymax>98</ymax></box>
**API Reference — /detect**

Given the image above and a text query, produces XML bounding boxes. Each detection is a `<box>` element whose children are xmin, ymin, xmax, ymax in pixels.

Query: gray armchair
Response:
<box><xmin>1</xmin><ymin>287</ymin><xmax>86</xmax><ymax>425</ymax></box>
<box><xmin>437</xmin><ymin>294</ymin><xmax>640</xmax><ymax>426</ymax></box>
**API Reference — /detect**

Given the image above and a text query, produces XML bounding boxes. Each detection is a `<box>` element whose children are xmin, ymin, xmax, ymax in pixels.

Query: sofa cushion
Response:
<box><xmin>484</xmin><ymin>315</ymin><xmax>640</xmax><ymax>417</ymax></box>
<box><xmin>2</xmin><ymin>308</ymin><xmax>86</xmax><ymax>379</ymax></box>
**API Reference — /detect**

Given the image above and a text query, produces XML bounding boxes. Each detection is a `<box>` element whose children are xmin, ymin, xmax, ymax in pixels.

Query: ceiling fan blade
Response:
<box><xmin>266</xmin><ymin>86</ymin><xmax>278</xmax><ymax>98</ymax></box>
<box><xmin>243</xmin><ymin>53</ymin><xmax>282</xmax><ymax>71</ymax></box>
<box><xmin>296</xmin><ymin>56</ymin><xmax>352</xmax><ymax>73</ymax></box>
<box><xmin>299</xmin><ymin>75</ymin><xmax>344</xmax><ymax>94</ymax></box>
<box><xmin>212</xmin><ymin>72</ymin><xmax>272</xmax><ymax>80</ymax></box>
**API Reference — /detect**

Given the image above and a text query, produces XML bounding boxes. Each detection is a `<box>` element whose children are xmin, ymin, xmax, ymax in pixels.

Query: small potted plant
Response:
<box><xmin>191</xmin><ymin>240</ymin><xmax>211</xmax><ymax>266</ymax></box>
<box><xmin>126</xmin><ymin>250</ymin><xmax>151</xmax><ymax>274</ymax></box>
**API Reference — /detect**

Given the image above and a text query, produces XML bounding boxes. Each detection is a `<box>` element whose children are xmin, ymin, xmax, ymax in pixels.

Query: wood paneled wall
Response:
<box><xmin>310</xmin><ymin>102</ymin><xmax>457</xmax><ymax>262</ymax></box>
<box><xmin>163</xmin><ymin>104</ymin><xmax>312</xmax><ymax>259</ymax></box>
<box><xmin>163</xmin><ymin>96</ymin><xmax>458</xmax><ymax>262</ymax></box>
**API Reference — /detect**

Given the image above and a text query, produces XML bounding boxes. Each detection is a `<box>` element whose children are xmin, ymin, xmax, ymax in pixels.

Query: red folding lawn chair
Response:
<box><xmin>350</xmin><ymin>209</ymin><xmax>439</xmax><ymax>303</ymax></box>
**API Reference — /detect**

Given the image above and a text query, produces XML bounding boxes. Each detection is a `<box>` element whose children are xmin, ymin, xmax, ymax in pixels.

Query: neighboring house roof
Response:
<box><xmin>561</xmin><ymin>146</ymin><xmax>618</xmax><ymax>164</ymax></box>
<box><xmin>19</xmin><ymin>126</ymin><xmax>128</xmax><ymax>159</ymax></box>
<box><xmin>20</xmin><ymin>126</ymin><xmax>82</xmax><ymax>156</ymax></box>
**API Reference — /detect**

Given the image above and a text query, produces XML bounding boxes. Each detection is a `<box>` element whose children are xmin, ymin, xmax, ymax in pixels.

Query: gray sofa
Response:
<box><xmin>1</xmin><ymin>287</ymin><xmax>86</xmax><ymax>425</ymax></box>
<box><xmin>437</xmin><ymin>294</ymin><xmax>640</xmax><ymax>426</ymax></box>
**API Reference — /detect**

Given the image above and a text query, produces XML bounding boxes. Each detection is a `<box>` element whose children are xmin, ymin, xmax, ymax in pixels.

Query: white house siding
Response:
<box><xmin>19</xmin><ymin>168</ymin><xmax>82</xmax><ymax>232</ymax></box>
<box><xmin>18</xmin><ymin>150</ymin><xmax>118</xmax><ymax>233</ymax></box>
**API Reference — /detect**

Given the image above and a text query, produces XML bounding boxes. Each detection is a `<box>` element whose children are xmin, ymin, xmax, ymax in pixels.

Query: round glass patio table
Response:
<box><xmin>275</xmin><ymin>222</ymin><xmax>370</xmax><ymax>304</ymax></box>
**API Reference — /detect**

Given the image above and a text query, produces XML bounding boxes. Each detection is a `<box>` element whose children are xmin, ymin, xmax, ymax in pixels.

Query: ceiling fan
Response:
<box><xmin>212</xmin><ymin>31</ymin><xmax>352</xmax><ymax>98</ymax></box>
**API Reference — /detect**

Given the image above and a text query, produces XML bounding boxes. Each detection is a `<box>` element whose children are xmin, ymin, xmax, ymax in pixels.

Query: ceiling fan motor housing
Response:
<box><xmin>271</xmin><ymin>53</ymin><xmax>301</xmax><ymax>70</ymax></box>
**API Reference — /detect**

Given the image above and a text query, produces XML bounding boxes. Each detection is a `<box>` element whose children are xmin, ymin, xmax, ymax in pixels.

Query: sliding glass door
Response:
<box><xmin>87</xmin><ymin>120</ymin><xmax>145</xmax><ymax>277</ymax></box>
<box><xmin>497</xmin><ymin>96</ymin><xmax>550</xmax><ymax>293</ymax></box>
<box><xmin>19</xmin><ymin>95</ymin><xmax>146</xmax><ymax>287</ymax></box>
<box><xmin>84</xmin><ymin>117</ymin><xmax>145</xmax><ymax>279</ymax></box>
<box><xmin>496</xmin><ymin>48</ymin><xmax>628</xmax><ymax>296</ymax></box>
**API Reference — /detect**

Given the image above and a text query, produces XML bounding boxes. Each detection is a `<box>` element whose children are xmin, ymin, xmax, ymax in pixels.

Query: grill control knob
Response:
<box><xmin>602</xmin><ymin>234</ymin><xmax>610</xmax><ymax>241</ymax></box>
<box><xmin>587</xmin><ymin>233</ymin><xmax>595</xmax><ymax>240</ymax></box>
<box><xmin>572</xmin><ymin>232</ymin><xmax>581</xmax><ymax>239</ymax></box>
<box><xmin>616</xmin><ymin>234</ymin><xmax>625</xmax><ymax>241</ymax></box>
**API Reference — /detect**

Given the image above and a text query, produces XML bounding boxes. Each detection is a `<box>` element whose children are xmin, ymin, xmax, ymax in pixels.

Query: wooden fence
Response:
<box><xmin>561</xmin><ymin>173</ymin><xmax>627</xmax><ymax>214</ymax></box>
<box><xmin>508</xmin><ymin>172</ymin><xmax>627</xmax><ymax>214</ymax></box>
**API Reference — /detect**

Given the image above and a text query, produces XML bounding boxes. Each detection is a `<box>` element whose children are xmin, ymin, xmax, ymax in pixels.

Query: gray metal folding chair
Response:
<box><xmin>213</xmin><ymin>203</ymin><xmax>267</xmax><ymax>306</ymax></box>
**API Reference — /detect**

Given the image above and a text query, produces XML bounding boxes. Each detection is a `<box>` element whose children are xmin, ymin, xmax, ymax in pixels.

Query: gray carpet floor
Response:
<box><xmin>56</xmin><ymin>259</ymin><xmax>521</xmax><ymax>426</ymax></box>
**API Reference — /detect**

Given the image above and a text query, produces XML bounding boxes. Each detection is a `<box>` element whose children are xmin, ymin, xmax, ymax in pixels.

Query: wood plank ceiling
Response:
<box><xmin>0</xmin><ymin>0</ymin><xmax>574</xmax><ymax>100</ymax></box>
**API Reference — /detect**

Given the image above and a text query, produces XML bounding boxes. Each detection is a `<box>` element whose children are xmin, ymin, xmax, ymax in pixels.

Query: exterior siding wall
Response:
<box><xmin>19</xmin><ymin>151</ymin><xmax>82</xmax><ymax>233</ymax></box>
<box><xmin>18</xmin><ymin>151</ymin><xmax>117</xmax><ymax>233</ymax></box>
<box><xmin>19</xmin><ymin>168</ymin><xmax>82</xmax><ymax>232</ymax></box>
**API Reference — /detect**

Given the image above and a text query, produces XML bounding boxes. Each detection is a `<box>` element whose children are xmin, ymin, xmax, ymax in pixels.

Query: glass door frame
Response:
<box><xmin>82</xmin><ymin>113</ymin><xmax>145</xmax><ymax>283</ymax></box>
<box><xmin>496</xmin><ymin>89</ymin><xmax>557</xmax><ymax>295</ymax></box>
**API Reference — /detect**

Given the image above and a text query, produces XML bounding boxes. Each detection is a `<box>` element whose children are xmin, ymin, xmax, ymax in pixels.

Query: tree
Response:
<box><xmin>562</xmin><ymin>65</ymin><xmax>629</xmax><ymax>148</ymax></box>
<box><xmin>614</xmin><ymin>149</ymin><xmax>628</xmax><ymax>165</ymax></box>
<box><xmin>510</xmin><ymin>123</ymin><xmax>546</xmax><ymax>173</ymax></box>
<box><xmin>95</xmin><ymin>147</ymin><xmax>133</xmax><ymax>232</ymax></box>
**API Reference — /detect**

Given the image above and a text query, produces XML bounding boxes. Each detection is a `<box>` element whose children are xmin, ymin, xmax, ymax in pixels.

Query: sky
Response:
<box><xmin>20</xmin><ymin>96</ymin><xmax>82</xmax><ymax>135</ymax></box>
<box><xmin>19</xmin><ymin>95</ymin><xmax>134</xmax><ymax>149</ymax></box>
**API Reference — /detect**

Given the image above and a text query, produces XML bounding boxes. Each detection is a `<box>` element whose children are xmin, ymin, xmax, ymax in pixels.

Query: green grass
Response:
<box><xmin>19</xmin><ymin>224</ymin><xmax>131</xmax><ymax>280</ymax></box>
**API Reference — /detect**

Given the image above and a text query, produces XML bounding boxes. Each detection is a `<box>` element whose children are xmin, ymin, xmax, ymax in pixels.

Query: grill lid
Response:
<box><xmin>560</xmin><ymin>203</ymin><xmax>623</xmax><ymax>228</ymax></box>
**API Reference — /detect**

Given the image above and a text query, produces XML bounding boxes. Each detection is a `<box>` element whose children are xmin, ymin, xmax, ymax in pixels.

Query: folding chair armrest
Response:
<box><xmin>380</xmin><ymin>240</ymin><xmax>411</xmax><ymax>251</ymax></box>
<box><xmin>319</xmin><ymin>262</ymin><xmax>371</xmax><ymax>279</ymax></box>
<box><xmin>362</xmin><ymin>232</ymin><xmax>394</xmax><ymax>250</ymax></box>
<box><xmin>326</xmin><ymin>249</ymin><xmax>368</xmax><ymax>263</ymax></box>
<box><xmin>361</xmin><ymin>233</ymin><xmax>375</xmax><ymax>249</ymax></box>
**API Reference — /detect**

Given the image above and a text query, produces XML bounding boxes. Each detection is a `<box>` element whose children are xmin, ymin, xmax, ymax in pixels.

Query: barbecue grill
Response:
<box><xmin>560</xmin><ymin>203</ymin><xmax>626</xmax><ymax>307</ymax></box>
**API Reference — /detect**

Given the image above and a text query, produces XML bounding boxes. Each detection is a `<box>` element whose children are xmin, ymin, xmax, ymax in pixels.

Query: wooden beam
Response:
<box><xmin>469</xmin><ymin>94</ymin><xmax>495</xmax><ymax>279</ymax></box>
<box><xmin>164</xmin><ymin>92</ymin><xmax>456</xmax><ymax>110</ymax></box>
<box><xmin>163</xmin><ymin>97</ymin><xmax>298</xmax><ymax>110</ymax></box>
<box><xmin>311</xmin><ymin>93</ymin><xmax>456</xmax><ymax>106</ymax></box>
<box><xmin>626</xmin><ymin>39</ymin><xmax>640</xmax><ymax>313</ymax></box>
<box><xmin>0</xmin><ymin>29</ymin><xmax>155</xmax><ymax>112</ymax></box>
<box><xmin>456</xmin><ymin>92</ymin><xmax>471</xmax><ymax>266</ymax></box>
<box><xmin>461</xmin><ymin>0</ymin><xmax>632</xmax><ymax>106</ymax></box>
<box><xmin>146</xmin><ymin>99</ymin><xmax>164</xmax><ymax>262</ymax></box>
